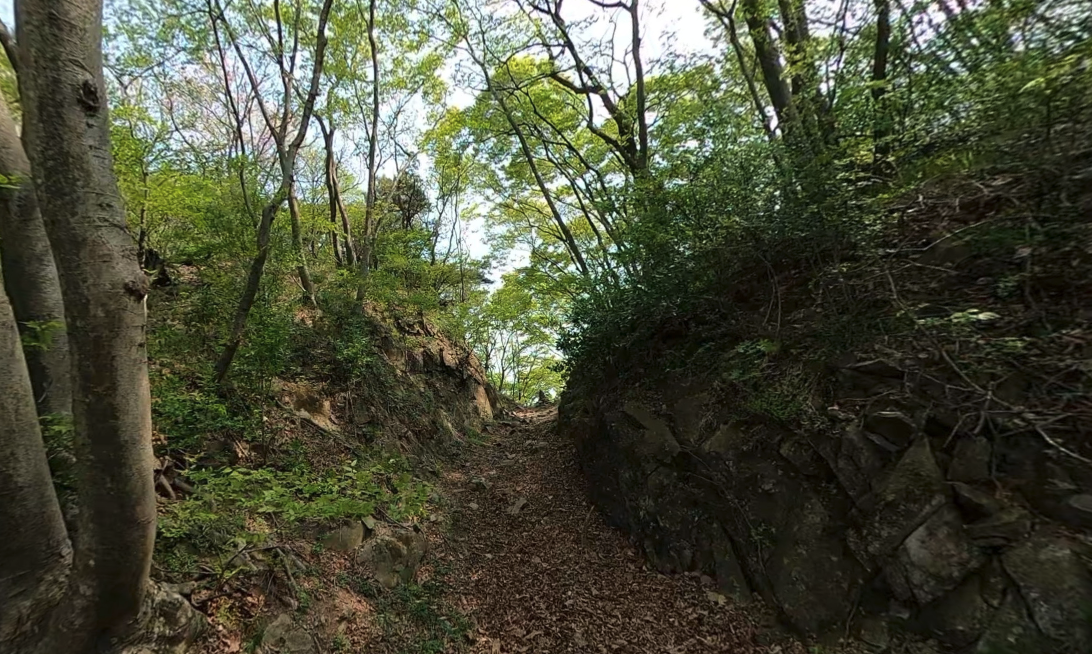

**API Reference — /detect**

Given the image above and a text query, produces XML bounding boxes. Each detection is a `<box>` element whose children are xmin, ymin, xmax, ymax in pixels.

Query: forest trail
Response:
<box><xmin>429</xmin><ymin>407</ymin><xmax>803</xmax><ymax>654</ymax></box>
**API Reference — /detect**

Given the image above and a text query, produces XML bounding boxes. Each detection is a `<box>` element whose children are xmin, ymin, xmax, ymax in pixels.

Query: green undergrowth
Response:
<box><xmin>341</xmin><ymin>564</ymin><xmax>472</xmax><ymax>654</ymax></box>
<box><xmin>143</xmin><ymin>249</ymin><xmax>498</xmax><ymax>611</ymax></box>
<box><xmin>157</xmin><ymin>456</ymin><xmax>431</xmax><ymax>577</ymax></box>
<box><xmin>563</xmin><ymin>129</ymin><xmax>1092</xmax><ymax>440</ymax></box>
<box><xmin>147</xmin><ymin>276</ymin><xmax>446</xmax><ymax>578</ymax></box>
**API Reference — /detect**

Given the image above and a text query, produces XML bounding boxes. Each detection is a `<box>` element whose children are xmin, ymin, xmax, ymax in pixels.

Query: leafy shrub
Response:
<box><xmin>18</xmin><ymin>319</ymin><xmax>65</xmax><ymax>352</ymax></box>
<box><xmin>151</xmin><ymin>370</ymin><xmax>257</xmax><ymax>450</ymax></box>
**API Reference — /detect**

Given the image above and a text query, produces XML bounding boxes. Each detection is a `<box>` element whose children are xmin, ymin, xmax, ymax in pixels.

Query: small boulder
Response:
<box><xmin>848</xmin><ymin>438</ymin><xmax>947</xmax><ymax>566</ymax></box>
<box><xmin>951</xmin><ymin>482</ymin><xmax>1001</xmax><ymax>521</ymax></box>
<box><xmin>892</xmin><ymin>504</ymin><xmax>985</xmax><ymax>605</ymax></box>
<box><xmin>261</xmin><ymin>613</ymin><xmax>315</xmax><ymax>654</ymax></box>
<box><xmin>357</xmin><ymin>528</ymin><xmax>428</xmax><ymax>589</ymax></box>
<box><xmin>965</xmin><ymin>508</ymin><xmax>1032</xmax><ymax>547</ymax></box>
<box><xmin>948</xmin><ymin>436</ymin><xmax>991</xmax><ymax>483</ymax></box>
<box><xmin>835</xmin><ymin>425</ymin><xmax>887</xmax><ymax>503</ymax></box>
<box><xmin>864</xmin><ymin>410</ymin><xmax>917</xmax><ymax>449</ymax></box>
<box><xmin>1001</xmin><ymin>533</ymin><xmax>1092</xmax><ymax>650</ymax></box>
<box><xmin>320</xmin><ymin>521</ymin><xmax>365</xmax><ymax>552</ymax></box>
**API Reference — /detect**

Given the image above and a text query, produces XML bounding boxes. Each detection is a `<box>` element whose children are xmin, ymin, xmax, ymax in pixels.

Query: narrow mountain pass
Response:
<box><xmin>430</xmin><ymin>407</ymin><xmax>804</xmax><ymax>654</ymax></box>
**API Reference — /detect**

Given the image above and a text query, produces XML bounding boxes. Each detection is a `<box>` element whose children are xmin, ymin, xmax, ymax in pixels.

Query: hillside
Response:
<box><xmin>560</xmin><ymin>139</ymin><xmax>1092</xmax><ymax>653</ymax></box>
<box><xmin>145</xmin><ymin>281</ymin><xmax>801</xmax><ymax>654</ymax></box>
<box><xmin>2</xmin><ymin>0</ymin><xmax>1089</xmax><ymax>652</ymax></box>
<box><xmin>135</xmin><ymin>271</ymin><xmax>498</xmax><ymax>651</ymax></box>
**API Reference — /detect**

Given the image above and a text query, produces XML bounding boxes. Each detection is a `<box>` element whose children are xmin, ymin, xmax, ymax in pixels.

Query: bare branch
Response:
<box><xmin>286</xmin><ymin>0</ymin><xmax>333</xmax><ymax>155</ymax></box>
<box><xmin>212</xmin><ymin>0</ymin><xmax>281</xmax><ymax>143</ymax></box>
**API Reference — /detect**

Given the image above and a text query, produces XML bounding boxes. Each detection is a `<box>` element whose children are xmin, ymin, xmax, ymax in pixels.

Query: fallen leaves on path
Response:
<box><xmin>435</xmin><ymin>407</ymin><xmax>805</xmax><ymax>654</ymax></box>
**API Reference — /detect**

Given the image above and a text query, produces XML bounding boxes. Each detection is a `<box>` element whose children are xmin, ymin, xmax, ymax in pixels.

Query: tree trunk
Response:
<box><xmin>214</xmin><ymin>196</ymin><xmax>282</xmax><ymax>383</ymax></box>
<box><xmin>334</xmin><ymin>173</ymin><xmax>356</xmax><ymax>267</ymax></box>
<box><xmin>361</xmin><ymin>0</ymin><xmax>380</xmax><ymax>279</ymax></box>
<box><xmin>460</xmin><ymin>21</ymin><xmax>588</xmax><ymax>277</ymax></box>
<box><xmin>871</xmin><ymin>0</ymin><xmax>893</xmax><ymax>171</ymax></box>
<box><xmin>211</xmin><ymin>0</ymin><xmax>331</xmax><ymax>382</ymax></box>
<box><xmin>492</xmin><ymin>87</ymin><xmax>589</xmax><ymax>277</ymax></box>
<box><xmin>776</xmin><ymin>0</ymin><xmax>811</xmax><ymax>97</ymax></box>
<box><xmin>740</xmin><ymin>0</ymin><xmax>797</xmax><ymax>137</ymax></box>
<box><xmin>16</xmin><ymin>0</ymin><xmax>156</xmax><ymax>648</ymax></box>
<box><xmin>700</xmin><ymin>0</ymin><xmax>778</xmax><ymax>147</ymax></box>
<box><xmin>627</xmin><ymin>0</ymin><xmax>649</xmax><ymax>171</ymax></box>
<box><xmin>285</xmin><ymin>168</ymin><xmax>315</xmax><ymax>305</ymax></box>
<box><xmin>319</xmin><ymin>117</ymin><xmax>355</xmax><ymax>267</ymax></box>
<box><xmin>331</xmin><ymin>217</ymin><xmax>342</xmax><ymax>267</ymax></box>
<box><xmin>0</xmin><ymin>264</ymin><xmax>71</xmax><ymax>652</ymax></box>
<box><xmin>0</xmin><ymin>95</ymin><xmax>71</xmax><ymax>419</ymax></box>
<box><xmin>777</xmin><ymin>0</ymin><xmax>834</xmax><ymax>148</ymax></box>
<box><xmin>319</xmin><ymin>118</ymin><xmax>342</xmax><ymax>267</ymax></box>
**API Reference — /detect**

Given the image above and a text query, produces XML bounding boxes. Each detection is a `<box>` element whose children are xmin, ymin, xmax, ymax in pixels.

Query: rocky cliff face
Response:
<box><xmin>361</xmin><ymin>307</ymin><xmax>498</xmax><ymax>442</ymax></box>
<box><xmin>291</xmin><ymin>305</ymin><xmax>499</xmax><ymax>455</ymax></box>
<box><xmin>563</xmin><ymin>361</ymin><xmax>1092</xmax><ymax>653</ymax></box>
<box><xmin>561</xmin><ymin>165</ymin><xmax>1092</xmax><ymax>653</ymax></box>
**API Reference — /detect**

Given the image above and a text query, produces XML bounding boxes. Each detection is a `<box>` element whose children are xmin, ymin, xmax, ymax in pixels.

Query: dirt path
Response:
<box><xmin>430</xmin><ymin>407</ymin><xmax>803</xmax><ymax>654</ymax></box>
<box><xmin>192</xmin><ymin>406</ymin><xmax>814</xmax><ymax>653</ymax></box>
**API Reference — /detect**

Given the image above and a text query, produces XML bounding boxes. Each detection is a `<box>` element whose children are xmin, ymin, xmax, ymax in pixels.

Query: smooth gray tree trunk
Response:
<box><xmin>16</xmin><ymin>0</ymin><xmax>156</xmax><ymax>648</ymax></box>
<box><xmin>0</xmin><ymin>1</ymin><xmax>203</xmax><ymax>652</ymax></box>
<box><xmin>0</xmin><ymin>96</ymin><xmax>71</xmax><ymax>419</ymax></box>
<box><xmin>0</xmin><ymin>264</ymin><xmax>72</xmax><ymax>653</ymax></box>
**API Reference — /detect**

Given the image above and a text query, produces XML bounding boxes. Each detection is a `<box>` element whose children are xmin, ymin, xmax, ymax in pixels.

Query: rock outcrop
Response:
<box><xmin>356</xmin><ymin>525</ymin><xmax>429</xmax><ymax>589</ymax></box>
<box><xmin>316</xmin><ymin>520</ymin><xmax>429</xmax><ymax>590</ymax></box>
<box><xmin>561</xmin><ymin>357</ymin><xmax>1092</xmax><ymax>652</ymax></box>
<box><xmin>273</xmin><ymin>305</ymin><xmax>499</xmax><ymax>458</ymax></box>
<box><xmin>352</xmin><ymin>305</ymin><xmax>498</xmax><ymax>449</ymax></box>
